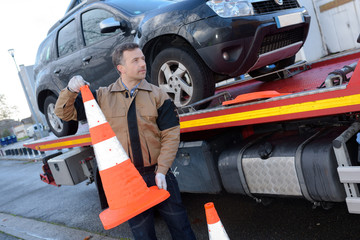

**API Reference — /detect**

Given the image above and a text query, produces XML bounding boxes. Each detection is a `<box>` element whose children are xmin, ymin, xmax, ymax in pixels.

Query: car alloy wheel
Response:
<box><xmin>47</xmin><ymin>101</ymin><xmax>64</xmax><ymax>133</ymax></box>
<box><xmin>158</xmin><ymin>60</ymin><xmax>194</xmax><ymax>107</ymax></box>
<box><xmin>44</xmin><ymin>95</ymin><xmax>78</xmax><ymax>137</ymax></box>
<box><xmin>151</xmin><ymin>47</ymin><xmax>215</xmax><ymax>109</ymax></box>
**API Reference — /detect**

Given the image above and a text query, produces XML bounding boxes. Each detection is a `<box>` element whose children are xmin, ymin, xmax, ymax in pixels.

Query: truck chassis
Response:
<box><xmin>25</xmin><ymin>51</ymin><xmax>360</xmax><ymax>213</ymax></box>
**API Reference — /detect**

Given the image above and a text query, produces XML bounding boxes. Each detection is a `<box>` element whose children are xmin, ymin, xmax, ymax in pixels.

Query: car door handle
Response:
<box><xmin>82</xmin><ymin>56</ymin><xmax>92</xmax><ymax>64</ymax></box>
<box><xmin>54</xmin><ymin>69</ymin><xmax>61</xmax><ymax>75</ymax></box>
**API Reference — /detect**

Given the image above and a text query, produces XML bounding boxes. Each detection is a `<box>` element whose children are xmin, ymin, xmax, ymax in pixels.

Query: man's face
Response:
<box><xmin>118</xmin><ymin>48</ymin><xmax>146</xmax><ymax>81</ymax></box>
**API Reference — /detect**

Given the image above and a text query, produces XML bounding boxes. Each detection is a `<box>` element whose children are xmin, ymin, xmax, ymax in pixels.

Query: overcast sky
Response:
<box><xmin>0</xmin><ymin>1</ymin><xmax>69</xmax><ymax>120</ymax></box>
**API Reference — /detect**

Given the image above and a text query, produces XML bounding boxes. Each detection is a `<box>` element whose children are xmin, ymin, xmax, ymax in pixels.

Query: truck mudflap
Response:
<box><xmin>218</xmin><ymin>126</ymin><xmax>358</xmax><ymax>203</ymax></box>
<box><xmin>40</xmin><ymin>163</ymin><xmax>58</xmax><ymax>187</ymax></box>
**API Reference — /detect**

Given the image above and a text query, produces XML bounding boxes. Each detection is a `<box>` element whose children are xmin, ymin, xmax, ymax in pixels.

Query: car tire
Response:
<box><xmin>248</xmin><ymin>55</ymin><xmax>296</xmax><ymax>82</ymax></box>
<box><xmin>44</xmin><ymin>95</ymin><xmax>78</xmax><ymax>137</ymax></box>
<box><xmin>150</xmin><ymin>47</ymin><xmax>215</xmax><ymax>109</ymax></box>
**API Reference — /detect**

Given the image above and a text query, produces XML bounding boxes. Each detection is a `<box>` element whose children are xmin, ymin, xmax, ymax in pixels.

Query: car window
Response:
<box><xmin>57</xmin><ymin>20</ymin><xmax>77</xmax><ymax>57</ymax></box>
<box><xmin>35</xmin><ymin>35</ymin><xmax>54</xmax><ymax>66</ymax></box>
<box><xmin>81</xmin><ymin>9</ymin><xmax>121</xmax><ymax>46</ymax></box>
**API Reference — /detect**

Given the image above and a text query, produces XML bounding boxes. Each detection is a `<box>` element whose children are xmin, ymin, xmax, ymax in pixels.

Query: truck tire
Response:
<box><xmin>151</xmin><ymin>47</ymin><xmax>215</xmax><ymax>109</ymax></box>
<box><xmin>248</xmin><ymin>55</ymin><xmax>296</xmax><ymax>82</ymax></box>
<box><xmin>44</xmin><ymin>95</ymin><xmax>78</xmax><ymax>137</ymax></box>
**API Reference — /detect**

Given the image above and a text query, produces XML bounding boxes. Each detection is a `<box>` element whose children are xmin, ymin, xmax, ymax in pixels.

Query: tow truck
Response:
<box><xmin>25</xmin><ymin>48</ymin><xmax>360</xmax><ymax>213</ymax></box>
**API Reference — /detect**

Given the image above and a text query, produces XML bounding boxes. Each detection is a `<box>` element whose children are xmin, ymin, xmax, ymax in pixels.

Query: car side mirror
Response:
<box><xmin>358</xmin><ymin>33</ymin><xmax>360</xmax><ymax>43</ymax></box>
<box><xmin>100</xmin><ymin>17</ymin><xmax>127</xmax><ymax>33</ymax></box>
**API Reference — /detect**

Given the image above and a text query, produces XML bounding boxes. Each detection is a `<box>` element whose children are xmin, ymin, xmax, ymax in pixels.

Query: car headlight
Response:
<box><xmin>206</xmin><ymin>0</ymin><xmax>254</xmax><ymax>17</ymax></box>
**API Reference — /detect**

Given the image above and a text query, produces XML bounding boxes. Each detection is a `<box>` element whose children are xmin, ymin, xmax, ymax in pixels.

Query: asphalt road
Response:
<box><xmin>1</xmin><ymin>159</ymin><xmax>360</xmax><ymax>240</ymax></box>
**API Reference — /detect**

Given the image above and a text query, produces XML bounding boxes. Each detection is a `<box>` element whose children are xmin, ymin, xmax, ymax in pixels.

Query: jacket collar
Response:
<box><xmin>110</xmin><ymin>78</ymin><xmax>152</xmax><ymax>92</ymax></box>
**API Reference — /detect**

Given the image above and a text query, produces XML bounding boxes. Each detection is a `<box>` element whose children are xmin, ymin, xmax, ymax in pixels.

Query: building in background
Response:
<box><xmin>13</xmin><ymin>124</ymin><xmax>27</xmax><ymax>139</ymax></box>
<box><xmin>297</xmin><ymin>0</ymin><xmax>360</xmax><ymax>62</ymax></box>
<box><xmin>0</xmin><ymin>119</ymin><xmax>20</xmax><ymax>137</ymax></box>
<box><xmin>19</xmin><ymin>65</ymin><xmax>47</xmax><ymax>128</ymax></box>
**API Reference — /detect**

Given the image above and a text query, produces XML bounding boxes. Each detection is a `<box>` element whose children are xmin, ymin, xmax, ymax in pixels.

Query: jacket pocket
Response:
<box><xmin>138</xmin><ymin>106</ymin><xmax>157</xmax><ymax>117</ymax></box>
<box><xmin>142</xmin><ymin>132</ymin><xmax>161</xmax><ymax>166</ymax></box>
<box><xmin>138</xmin><ymin>107</ymin><xmax>158</xmax><ymax>125</ymax></box>
<box><xmin>105</xmin><ymin>107</ymin><xmax>126</xmax><ymax>118</ymax></box>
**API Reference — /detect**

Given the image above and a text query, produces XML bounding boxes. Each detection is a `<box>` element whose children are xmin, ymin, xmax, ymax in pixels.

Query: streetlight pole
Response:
<box><xmin>8</xmin><ymin>49</ymin><xmax>44</xmax><ymax>138</ymax></box>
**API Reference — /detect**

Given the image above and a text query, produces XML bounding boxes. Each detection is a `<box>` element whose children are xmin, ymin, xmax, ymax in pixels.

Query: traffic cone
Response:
<box><xmin>204</xmin><ymin>202</ymin><xmax>230</xmax><ymax>240</ymax></box>
<box><xmin>80</xmin><ymin>85</ymin><xmax>170</xmax><ymax>230</ymax></box>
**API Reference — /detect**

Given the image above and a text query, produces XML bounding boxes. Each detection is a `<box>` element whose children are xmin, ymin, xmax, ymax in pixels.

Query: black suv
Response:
<box><xmin>35</xmin><ymin>0</ymin><xmax>310</xmax><ymax>137</ymax></box>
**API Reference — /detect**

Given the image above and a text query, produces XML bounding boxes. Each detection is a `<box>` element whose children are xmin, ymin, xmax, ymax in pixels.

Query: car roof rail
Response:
<box><xmin>47</xmin><ymin>0</ymin><xmax>102</xmax><ymax>35</ymax></box>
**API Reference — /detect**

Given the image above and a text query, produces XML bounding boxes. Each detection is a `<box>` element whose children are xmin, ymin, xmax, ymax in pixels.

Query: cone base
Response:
<box><xmin>99</xmin><ymin>186</ymin><xmax>170</xmax><ymax>230</ymax></box>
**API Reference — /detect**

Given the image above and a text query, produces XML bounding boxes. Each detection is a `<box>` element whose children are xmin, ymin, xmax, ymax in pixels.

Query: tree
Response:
<box><xmin>2</xmin><ymin>129</ymin><xmax>11</xmax><ymax>138</ymax></box>
<box><xmin>0</xmin><ymin>94</ymin><xmax>18</xmax><ymax>120</ymax></box>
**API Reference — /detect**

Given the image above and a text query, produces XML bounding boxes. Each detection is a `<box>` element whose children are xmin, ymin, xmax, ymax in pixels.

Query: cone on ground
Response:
<box><xmin>80</xmin><ymin>85</ymin><xmax>170</xmax><ymax>230</ymax></box>
<box><xmin>205</xmin><ymin>202</ymin><xmax>230</xmax><ymax>240</ymax></box>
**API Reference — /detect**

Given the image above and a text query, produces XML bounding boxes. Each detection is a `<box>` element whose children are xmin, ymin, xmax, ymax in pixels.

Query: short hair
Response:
<box><xmin>112</xmin><ymin>42</ymin><xmax>140</xmax><ymax>68</ymax></box>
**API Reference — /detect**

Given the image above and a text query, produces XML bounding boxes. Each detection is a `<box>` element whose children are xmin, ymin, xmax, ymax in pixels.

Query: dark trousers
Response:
<box><xmin>128</xmin><ymin>171</ymin><xmax>196</xmax><ymax>240</ymax></box>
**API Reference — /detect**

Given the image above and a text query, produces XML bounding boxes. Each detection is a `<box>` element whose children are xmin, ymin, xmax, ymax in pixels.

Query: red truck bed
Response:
<box><xmin>25</xmin><ymin>51</ymin><xmax>360</xmax><ymax>150</ymax></box>
<box><xmin>180</xmin><ymin>51</ymin><xmax>360</xmax><ymax>133</ymax></box>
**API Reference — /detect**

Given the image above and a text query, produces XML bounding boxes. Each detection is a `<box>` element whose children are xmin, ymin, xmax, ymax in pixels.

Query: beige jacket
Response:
<box><xmin>54</xmin><ymin>78</ymin><xmax>180</xmax><ymax>175</ymax></box>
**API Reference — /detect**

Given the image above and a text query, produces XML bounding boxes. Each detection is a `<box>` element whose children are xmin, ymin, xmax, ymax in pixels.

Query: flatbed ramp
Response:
<box><xmin>180</xmin><ymin>51</ymin><xmax>360</xmax><ymax>134</ymax></box>
<box><xmin>24</xmin><ymin>51</ymin><xmax>360</xmax><ymax>149</ymax></box>
<box><xmin>25</xmin><ymin>132</ymin><xmax>91</xmax><ymax>151</ymax></box>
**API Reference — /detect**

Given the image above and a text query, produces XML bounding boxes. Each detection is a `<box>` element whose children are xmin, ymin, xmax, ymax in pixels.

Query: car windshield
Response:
<box><xmin>107</xmin><ymin>0</ymin><xmax>183</xmax><ymax>15</ymax></box>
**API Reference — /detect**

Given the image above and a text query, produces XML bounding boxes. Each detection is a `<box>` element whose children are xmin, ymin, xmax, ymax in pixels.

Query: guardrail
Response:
<box><xmin>0</xmin><ymin>147</ymin><xmax>44</xmax><ymax>158</ymax></box>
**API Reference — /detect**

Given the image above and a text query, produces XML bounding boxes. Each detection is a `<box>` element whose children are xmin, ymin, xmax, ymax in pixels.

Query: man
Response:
<box><xmin>54</xmin><ymin>42</ymin><xmax>196</xmax><ymax>240</ymax></box>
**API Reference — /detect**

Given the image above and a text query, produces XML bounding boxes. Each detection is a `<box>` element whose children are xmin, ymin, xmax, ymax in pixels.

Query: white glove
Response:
<box><xmin>67</xmin><ymin>75</ymin><xmax>89</xmax><ymax>93</ymax></box>
<box><xmin>155</xmin><ymin>173</ymin><xmax>167</xmax><ymax>191</ymax></box>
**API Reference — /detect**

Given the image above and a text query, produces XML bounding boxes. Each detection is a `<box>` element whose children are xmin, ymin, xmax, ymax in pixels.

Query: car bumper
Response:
<box><xmin>181</xmin><ymin>8</ymin><xmax>310</xmax><ymax>78</ymax></box>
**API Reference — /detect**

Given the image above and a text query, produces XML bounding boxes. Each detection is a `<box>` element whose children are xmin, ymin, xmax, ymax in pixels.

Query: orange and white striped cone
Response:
<box><xmin>80</xmin><ymin>85</ymin><xmax>170</xmax><ymax>230</ymax></box>
<box><xmin>205</xmin><ymin>202</ymin><xmax>230</xmax><ymax>240</ymax></box>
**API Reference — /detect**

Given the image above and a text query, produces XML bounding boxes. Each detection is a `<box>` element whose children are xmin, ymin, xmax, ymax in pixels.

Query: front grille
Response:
<box><xmin>259</xmin><ymin>27</ymin><xmax>304</xmax><ymax>55</ymax></box>
<box><xmin>252</xmin><ymin>0</ymin><xmax>300</xmax><ymax>14</ymax></box>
